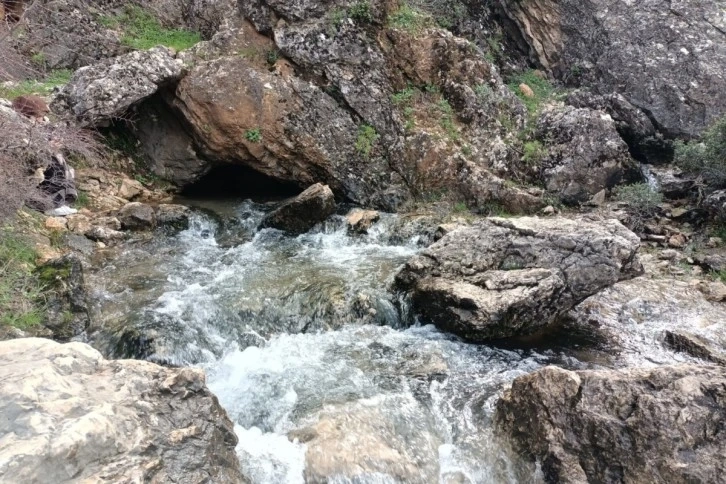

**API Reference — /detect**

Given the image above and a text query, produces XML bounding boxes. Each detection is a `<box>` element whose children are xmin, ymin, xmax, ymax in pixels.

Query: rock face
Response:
<box><xmin>536</xmin><ymin>105</ymin><xmax>640</xmax><ymax>204</ymax></box>
<box><xmin>35</xmin><ymin>254</ymin><xmax>90</xmax><ymax>341</ymax></box>
<box><xmin>395</xmin><ymin>216</ymin><xmax>642</xmax><ymax>341</ymax></box>
<box><xmin>499</xmin><ymin>0</ymin><xmax>726</xmax><ymax>138</ymax></box>
<box><xmin>260</xmin><ymin>183</ymin><xmax>335</xmax><ymax>234</ymax></box>
<box><xmin>496</xmin><ymin>365</ymin><xmax>726</xmax><ymax>484</ymax></box>
<box><xmin>703</xmin><ymin>189</ymin><xmax>726</xmax><ymax>222</ymax></box>
<box><xmin>52</xmin><ymin>47</ymin><xmax>184</xmax><ymax>126</ymax></box>
<box><xmin>0</xmin><ymin>338</ymin><xmax>244</xmax><ymax>483</ymax></box>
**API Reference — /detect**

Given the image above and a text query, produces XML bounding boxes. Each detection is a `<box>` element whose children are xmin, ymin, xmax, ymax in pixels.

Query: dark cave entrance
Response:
<box><xmin>180</xmin><ymin>164</ymin><xmax>301</xmax><ymax>201</ymax></box>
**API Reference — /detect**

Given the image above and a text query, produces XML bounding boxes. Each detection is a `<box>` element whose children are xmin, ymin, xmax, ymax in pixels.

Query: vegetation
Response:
<box><xmin>245</xmin><ymin>128</ymin><xmax>262</xmax><ymax>143</ymax></box>
<box><xmin>0</xmin><ymin>227</ymin><xmax>45</xmax><ymax>330</ymax></box>
<box><xmin>0</xmin><ymin>69</ymin><xmax>72</xmax><ymax>99</ymax></box>
<box><xmin>507</xmin><ymin>69</ymin><xmax>555</xmax><ymax>114</ymax></box>
<box><xmin>674</xmin><ymin>116</ymin><xmax>726</xmax><ymax>188</ymax></box>
<box><xmin>355</xmin><ymin>124</ymin><xmax>379</xmax><ymax>158</ymax></box>
<box><xmin>388</xmin><ymin>4</ymin><xmax>434</xmax><ymax>33</ymax></box>
<box><xmin>614</xmin><ymin>183</ymin><xmax>663</xmax><ymax>231</ymax></box>
<box><xmin>436</xmin><ymin>98</ymin><xmax>459</xmax><ymax>141</ymax></box>
<box><xmin>349</xmin><ymin>1</ymin><xmax>374</xmax><ymax>23</ymax></box>
<box><xmin>522</xmin><ymin>140</ymin><xmax>547</xmax><ymax>164</ymax></box>
<box><xmin>100</xmin><ymin>6</ymin><xmax>200</xmax><ymax>51</ymax></box>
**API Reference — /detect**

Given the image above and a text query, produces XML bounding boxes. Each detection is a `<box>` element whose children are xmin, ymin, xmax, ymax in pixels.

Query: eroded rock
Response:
<box><xmin>260</xmin><ymin>183</ymin><xmax>335</xmax><ymax>234</ymax></box>
<box><xmin>0</xmin><ymin>338</ymin><xmax>244</xmax><ymax>482</ymax></box>
<box><xmin>496</xmin><ymin>364</ymin><xmax>726</xmax><ymax>483</ymax></box>
<box><xmin>395</xmin><ymin>216</ymin><xmax>642</xmax><ymax>341</ymax></box>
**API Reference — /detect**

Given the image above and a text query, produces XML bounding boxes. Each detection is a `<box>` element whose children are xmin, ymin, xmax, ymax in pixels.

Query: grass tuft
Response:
<box><xmin>101</xmin><ymin>6</ymin><xmax>200</xmax><ymax>51</ymax></box>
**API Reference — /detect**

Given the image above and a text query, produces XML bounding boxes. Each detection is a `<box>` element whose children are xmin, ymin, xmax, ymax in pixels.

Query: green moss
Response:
<box><xmin>0</xmin><ymin>69</ymin><xmax>72</xmax><ymax>100</ymax></box>
<box><xmin>355</xmin><ymin>124</ymin><xmax>379</xmax><ymax>158</ymax></box>
<box><xmin>104</xmin><ymin>6</ymin><xmax>200</xmax><ymax>51</ymax></box>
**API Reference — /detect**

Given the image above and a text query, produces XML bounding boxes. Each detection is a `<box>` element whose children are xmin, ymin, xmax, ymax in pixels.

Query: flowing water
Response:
<box><xmin>85</xmin><ymin>198</ymin><xmax>718</xmax><ymax>483</ymax></box>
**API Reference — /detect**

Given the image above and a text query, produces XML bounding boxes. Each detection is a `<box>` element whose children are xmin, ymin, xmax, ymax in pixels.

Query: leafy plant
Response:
<box><xmin>104</xmin><ymin>6</ymin><xmax>200</xmax><ymax>51</ymax></box>
<box><xmin>356</xmin><ymin>124</ymin><xmax>379</xmax><ymax>158</ymax></box>
<box><xmin>437</xmin><ymin>99</ymin><xmax>459</xmax><ymax>141</ymax></box>
<box><xmin>245</xmin><ymin>128</ymin><xmax>262</xmax><ymax>143</ymax></box>
<box><xmin>674</xmin><ymin>116</ymin><xmax>726</xmax><ymax>188</ymax></box>
<box><xmin>349</xmin><ymin>1</ymin><xmax>373</xmax><ymax>23</ymax></box>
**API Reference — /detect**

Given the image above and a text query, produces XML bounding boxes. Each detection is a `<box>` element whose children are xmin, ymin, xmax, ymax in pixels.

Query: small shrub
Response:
<box><xmin>522</xmin><ymin>140</ymin><xmax>547</xmax><ymax>164</ymax></box>
<box><xmin>614</xmin><ymin>183</ymin><xmax>663</xmax><ymax>226</ymax></box>
<box><xmin>436</xmin><ymin>99</ymin><xmax>459</xmax><ymax>141</ymax></box>
<box><xmin>73</xmin><ymin>191</ymin><xmax>90</xmax><ymax>209</ymax></box>
<box><xmin>452</xmin><ymin>201</ymin><xmax>468</xmax><ymax>213</ymax></box>
<box><xmin>388</xmin><ymin>4</ymin><xmax>434</xmax><ymax>33</ymax></box>
<box><xmin>245</xmin><ymin>128</ymin><xmax>262</xmax><ymax>143</ymax></box>
<box><xmin>674</xmin><ymin>116</ymin><xmax>726</xmax><ymax>188</ymax></box>
<box><xmin>349</xmin><ymin>1</ymin><xmax>373</xmax><ymax>23</ymax></box>
<box><xmin>266</xmin><ymin>49</ymin><xmax>280</xmax><ymax>65</ymax></box>
<box><xmin>356</xmin><ymin>124</ymin><xmax>379</xmax><ymax>158</ymax></box>
<box><xmin>474</xmin><ymin>83</ymin><xmax>494</xmax><ymax>103</ymax></box>
<box><xmin>712</xmin><ymin>269</ymin><xmax>726</xmax><ymax>283</ymax></box>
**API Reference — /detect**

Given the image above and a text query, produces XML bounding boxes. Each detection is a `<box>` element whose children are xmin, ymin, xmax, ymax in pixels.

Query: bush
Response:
<box><xmin>522</xmin><ymin>140</ymin><xmax>547</xmax><ymax>164</ymax></box>
<box><xmin>245</xmin><ymin>128</ymin><xmax>262</xmax><ymax>143</ymax></box>
<box><xmin>614</xmin><ymin>183</ymin><xmax>663</xmax><ymax>223</ymax></box>
<box><xmin>355</xmin><ymin>124</ymin><xmax>379</xmax><ymax>158</ymax></box>
<box><xmin>349</xmin><ymin>1</ymin><xmax>373</xmax><ymax>23</ymax></box>
<box><xmin>674</xmin><ymin>116</ymin><xmax>726</xmax><ymax>188</ymax></box>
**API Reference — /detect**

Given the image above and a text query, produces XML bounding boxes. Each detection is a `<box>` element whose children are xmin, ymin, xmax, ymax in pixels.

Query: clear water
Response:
<box><xmin>86</xmin><ymin>199</ymin><xmax>723</xmax><ymax>483</ymax></box>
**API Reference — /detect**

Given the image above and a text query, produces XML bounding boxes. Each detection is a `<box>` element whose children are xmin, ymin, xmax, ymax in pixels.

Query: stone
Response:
<box><xmin>664</xmin><ymin>330</ymin><xmax>726</xmax><ymax>366</ymax></box>
<box><xmin>260</xmin><ymin>183</ymin><xmax>335</xmax><ymax>234</ymax></box>
<box><xmin>118</xmin><ymin>178</ymin><xmax>145</xmax><ymax>201</ymax></box>
<box><xmin>500</xmin><ymin>0</ymin><xmax>726</xmax><ymax>138</ymax></box>
<box><xmin>518</xmin><ymin>83</ymin><xmax>534</xmax><ymax>98</ymax></box>
<box><xmin>345</xmin><ymin>209</ymin><xmax>380</xmax><ymax>234</ymax></box>
<box><xmin>0</xmin><ymin>338</ymin><xmax>244</xmax><ymax>482</ymax></box>
<box><xmin>118</xmin><ymin>202</ymin><xmax>157</xmax><ymax>231</ymax></box>
<box><xmin>496</xmin><ymin>364</ymin><xmax>726</xmax><ymax>484</ymax></box>
<box><xmin>66</xmin><ymin>214</ymin><xmax>92</xmax><ymax>234</ymax></box>
<box><xmin>703</xmin><ymin>190</ymin><xmax>726</xmax><ymax>222</ymax></box>
<box><xmin>587</xmin><ymin>189</ymin><xmax>606</xmax><ymax>207</ymax></box>
<box><xmin>395</xmin><ymin>216</ymin><xmax>642</xmax><ymax>341</ymax></box>
<box><xmin>536</xmin><ymin>105</ymin><xmax>640</xmax><ymax>205</ymax></box>
<box><xmin>667</xmin><ymin>233</ymin><xmax>687</xmax><ymax>249</ymax></box>
<box><xmin>693</xmin><ymin>280</ymin><xmax>726</xmax><ymax>303</ymax></box>
<box><xmin>85</xmin><ymin>226</ymin><xmax>126</xmax><ymax>243</ymax></box>
<box><xmin>44</xmin><ymin>216</ymin><xmax>67</xmax><ymax>231</ymax></box>
<box><xmin>156</xmin><ymin>204</ymin><xmax>191</xmax><ymax>231</ymax></box>
<box><xmin>52</xmin><ymin>47</ymin><xmax>184</xmax><ymax>126</ymax></box>
<box><xmin>643</xmin><ymin>165</ymin><xmax>695</xmax><ymax>199</ymax></box>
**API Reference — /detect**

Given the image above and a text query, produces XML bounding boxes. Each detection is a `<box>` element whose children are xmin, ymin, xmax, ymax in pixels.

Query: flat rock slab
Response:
<box><xmin>395</xmin><ymin>216</ymin><xmax>642</xmax><ymax>341</ymax></box>
<box><xmin>496</xmin><ymin>364</ymin><xmax>726</xmax><ymax>483</ymax></box>
<box><xmin>0</xmin><ymin>338</ymin><xmax>245</xmax><ymax>483</ymax></box>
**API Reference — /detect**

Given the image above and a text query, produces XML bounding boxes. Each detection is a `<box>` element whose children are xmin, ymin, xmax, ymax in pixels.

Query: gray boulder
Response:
<box><xmin>156</xmin><ymin>203</ymin><xmax>191</xmax><ymax>231</ymax></box>
<box><xmin>0</xmin><ymin>338</ymin><xmax>244</xmax><ymax>483</ymax></box>
<box><xmin>499</xmin><ymin>0</ymin><xmax>726</xmax><ymax>138</ymax></box>
<box><xmin>119</xmin><ymin>202</ymin><xmax>157</xmax><ymax>231</ymax></box>
<box><xmin>536</xmin><ymin>105</ymin><xmax>640</xmax><ymax>205</ymax></box>
<box><xmin>52</xmin><ymin>47</ymin><xmax>184</xmax><ymax>126</ymax></box>
<box><xmin>496</xmin><ymin>364</ymin><xmax>726</xmax><ymax>483</ymax></box>
<box><xmin>260</xmin><ymin>183</ymin><xmax>335</xmax><ymax>234</ymax></box>
<box><xmin>703</xmin><ymin>189</ymin><xmax>726</xmax><ymax>222</ymax></box>
<box><xmin>395</xmin><ymin>216</ymin><xmax>642</xmax><ymax>341</ymax></box>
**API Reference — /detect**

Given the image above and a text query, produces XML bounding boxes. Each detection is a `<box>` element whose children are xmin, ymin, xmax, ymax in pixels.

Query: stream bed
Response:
<box><xmin>84</xmin><ymin>199</ymin><xmax>713</xmax><ymax>483</ymax></box>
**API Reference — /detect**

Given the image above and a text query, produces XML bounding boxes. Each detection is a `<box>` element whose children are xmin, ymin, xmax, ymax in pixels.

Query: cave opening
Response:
<box><xmin>180</xmin><ymin>164</ymin><xmax>301</xmax><ymax>201</ymax></box>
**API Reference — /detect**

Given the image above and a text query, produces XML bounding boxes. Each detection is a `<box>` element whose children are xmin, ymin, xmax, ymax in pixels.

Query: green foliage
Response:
<box><xmin>0</xmin><ymin>69</ymin><xmax>72</xmax><ymax>99</ymax></box>
<box><xmin>614</xmin><ymin>183</ymin><xmax>663</xmax><ymax>214</ymax></box>
<box><xmin>73</xmin><ymin>191</ymin><xmax>90</xmax><ymax>209</ymax></box>
<box><xmin>266</xmin><ymin>49</ymin><xmax>280</xmax><ymax>65</ymax></box>
<box><xmin>103</xmin><ymin>6</ymin><xmax>200</xmax><ymax>51</ymax></box>
<box><xmin>388</xmin><ymin>4</ymin><xmax>434</xmax><ymax>33</ymax></box>
<box><xmin>245</xmin><ymin>128</ymin><xmax>262</xmax><ymax>143</ymax></box>
<box><xmin>461</xmin><ymin>144</ymin><xmax>472</xmax><ymax>157</ymax></box>
<box><xmin>674</xmin><ymin>116</ymin><xmax>726</xmax><ymax>188</ymax></box>
<box><xmin>522</xmin><ymin>140</ymin><xmax>547</xmax><ymax>164</ymax></box>
<box><xmin>474</xmin><ymin>83</ymin><xmax>494</xmax><ymax>103</ymax></box>
<box><xmin>712</xmin><ymin>269</ymin><xmax>726</xmax><ymax>284</ymax></box>
<box><xmin>356</xmin><ymin>124</ymin><xmax>379</xmax><ymax>158</ymax></box>
<box><xmin>436</xmin><ymin>98</ymin><xmax>459</xmax><ymax>141</ymax></box>
<box><xmin>0</xmin><ymin>228</ymin><xmax>45</xmax><ymax>330</ymax></box>
<box><xmin>30</xmin><ymin>52</ymin><xmax>46</xmax><ymax>65</ymax></box>
<box><xmin>507</xmin><ymin>69</ymin><xmax>554</xmax><ymax>114</ymax></box>
<box><xmin>349</xmin><ymin>1</ymin><xmax>373</xmax><ymax>23</ymax></box>
<box><xmin>452</xmin><ymin>201</ymin><xmax>469</xmax><ymax>213</ymax></box>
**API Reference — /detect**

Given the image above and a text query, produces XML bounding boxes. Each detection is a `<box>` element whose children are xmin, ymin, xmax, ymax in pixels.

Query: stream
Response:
<box><xmin>84</xmin><ymin>198</ymin><xmax>711</xmax><ymax>483</ymax></box>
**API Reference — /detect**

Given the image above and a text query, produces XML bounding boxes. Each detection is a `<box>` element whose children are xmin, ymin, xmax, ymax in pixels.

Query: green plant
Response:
<box><xmin>0</xmin><ymin>228</ymin><xmax>45</xmax><ymax>330</ymax></box>
<box><xmin>0</xmin><ymin>69</ymin><xmax>72</xmax><ymax>99</ymax></box>
<box><xmin>30</xmin><ymin>52</ymin><xmax>46</xmax><ymax>65</ymax></box>
<box><xmin>73</xmin><ymin>191</ymin><xmax>90</xmax><ymax>209</ymax></box>
<box><xmin>507</xmin><ymin>69</ymin><xmax>554</xmax><ymax>114</ymax></box>
<box><xmin>349</xmin><ymin>1</ymin><xmax>373</xmax><ymax>23</ymax></box>
<box><xmin>105</xmin><ymin>6</ymin><xmax>200</xmax><ymax>51</ymax></box>
<box><xmin>388</xmin><ymin>4</ymin><xmax>434</xmax><ymax>33</ymax></box>
<box><xmin>436</xmin><ymin>98</ymin><xmax>459</xmax><ymax>141</ymax></box>
<box><xmin>355</xmin><ymin>124</ymin><xmax>379</xmax><ymax>158</ymax></box>
<box><xmin>245</xmin><ymin>128</ymin><xmax>262</xmax><ymax>143</ymax></box>
<box><xmin>266</xmin><ymin>49</ymin><xmax>280</xmax><ymax>65</ymax></box>
<box><xmin>712</xmin><ymin>269</ymin><xmax>726</xmax><ymax>283</ymax></box>
<box><xmin>452</xmin><ymin>201</ymin><xmax>468</xmax><ymax>213</ymax></box>
<box><xmin>474</xmin><ymin>83</ymin><xmax>494</xmax><ymax>103</ymax></box>
<box><xmin>674</xmin><ymin>116</ymin><xmax>726</xmax><ymax>188</ymax></box>
<box><xmin>614</xmin><ymin>183</ymin><xmax>663</xmax><ymax>216</ymax></box>
<box><xmin>522</xmin><ymin>140</ymin><xmax>547</xmax><ymax>164</ymax></box>
<box><xmin>461</xmin><ymin>144</ymin><xmax>472</xmax><ymax>157</ymax></box>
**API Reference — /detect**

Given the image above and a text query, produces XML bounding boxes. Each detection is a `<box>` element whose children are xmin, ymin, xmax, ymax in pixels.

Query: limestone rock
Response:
<box><xmin>496</xmin><ymin>364</ymin><xmax>726</xmax><ymax>483</ymax></box>
<box><xmin>500</xmin><ymin>0</ymin><xmax>726</xmax><ymax>138</ymax></box>
<box><xmin>346</xmin><ymin>209</ymin><xmax>380</xmax><ymax>234</ymax></box>
<box><xmin>118</xmin><ymin>178</ymin><xmax>145</xmax><ymax>201</ymax></box>
<box><xmin>52</xmin><ymin>47</ymin><xmax>184</xmax><ymax>126</ymax></box>
<box><xmin>0</xmin><ymin>338</ymin><xmax>244</xmax><ymax>483</ymax></box>
<box><xmin>536</xmin><ymin>105</ymin><xmax>640</xmax><ymax>205</ymax></box>
<box><xmin>260</xmin><ymin>184</ymin><xmax>335</xmax><ymax>234</ymax></box>
<box><xmin>118</xmin><ymin>202</ymin><xmax>157</xmax><ymax>231</ymax></box>
<box><xmin>395</xmin><ymin>216</ymin><xmax>642</xmax><ymax>341</ymax></box>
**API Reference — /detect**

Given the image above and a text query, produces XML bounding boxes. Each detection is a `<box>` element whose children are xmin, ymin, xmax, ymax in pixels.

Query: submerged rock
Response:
<box><xmin>0</xmin><ymin>338</ymin><xmax>244</xmax><ymax>483</ymax></box>
<box><xmin>260</xmin><ymin>183</ymin><xmax>335</xmax><ymax>234</ymax></box>
<box><xmin>156</xmin><ymin>203</ymin><xmax>191</xmax><ymax>232</ymax></box>
<box><xmin>395</xmin><ymin>216</ymin><xmax>642</xmax><ymax>341</ymax></box>
<box><xmin>536</xmin><ymin>105</ymin><xmax>640</xmax><ymax>205</ymax></box>
<box><xmin>496</xmin><ymin>364</ymin><xmax>726</xmax><ymax>483</ymax></box>
<box><xmin>52</xmin><ymin>47</ymin><xmax>184</xmax><ymax>126</ymax></box>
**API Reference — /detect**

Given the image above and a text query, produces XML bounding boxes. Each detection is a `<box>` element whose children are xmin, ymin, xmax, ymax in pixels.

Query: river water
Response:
<box><xmin>85</xmin><ymin>199</ymin><xmax>718</xmax><ymax>483</ymax></box>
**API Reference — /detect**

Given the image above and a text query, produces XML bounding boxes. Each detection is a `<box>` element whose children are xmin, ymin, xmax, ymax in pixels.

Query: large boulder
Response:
<box><xmin>118</xmin><ymin>201</ymin><xmax>157</xmax><ymax>230</ymax></box>
<box><xmin>496</xmin><ymin>364</ymin><xmax>726</xmax><ymax>483</ymax></box>
<box><xmin>499</xmin><ymin>0</ymin><xmax>726</xmax><ymax>138</ymax></box>
<box><xmin>535</xmin><ymin>105</ymin><xmax>640</xmax><ymax>205</ymax></box>
<box><xmin>52</xmin><ymin>47</ymin><xmax>184</xmax><ymax>126</ymax></box>
<box><xmin>260</xmin><ymin>183</ymin><xmax>335</xmax><ymax>234</ymax></box>
<box><xmin>394</xmin><ymin>216</ymin><xmax>642</xmax><ymax>341</ymax></box>
<box><xmin>0</xmin><ymin>338</ymin><xmax>244</xmax><ymax>482</ymax></box>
